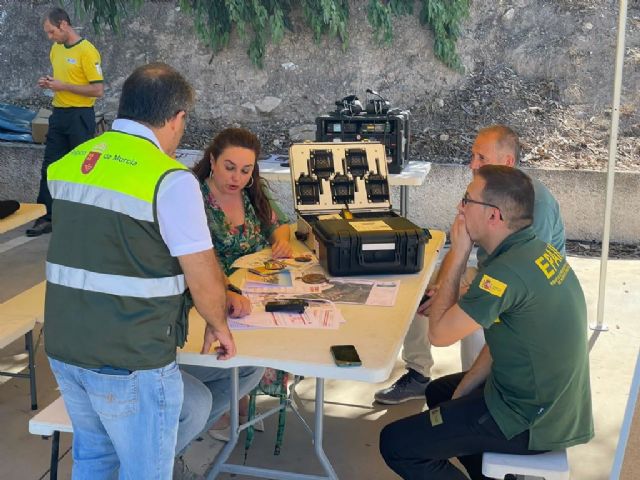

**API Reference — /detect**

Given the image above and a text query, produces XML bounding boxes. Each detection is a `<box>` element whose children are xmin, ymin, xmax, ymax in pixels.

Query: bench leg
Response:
<box><xmin>25</xmin><ymin>330</ymin><xmax>38</xmax><ymax>410</ymax></box>
<box><xmin>50</xmin><ymin>431</ymin><xmax>60</xmax><ymax>480</ymax></box>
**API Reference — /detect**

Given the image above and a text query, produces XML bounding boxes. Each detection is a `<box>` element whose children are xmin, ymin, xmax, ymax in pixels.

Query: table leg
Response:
<box><xmin>207</xmin><ymin>367</ymin><xmax>240</xmax><ymax>479</ymax></box>
<box><xmin>50</xmin><ymin>431</ymin><xmax>60</xmax><ymax>480</ymax></box>
<box><xmin>205</xmin><ymin>373</ymin><xmax>339</xmax><ymax>480</ymax></box>
<box><xmin>400</xmin><ymin>185</ymin><xmax>408</xmax><ymax>217</ymax></box>
<box><xmin>314</xmin><ymin>378</ymin><xmax>339</xmax><ymax>480</ymax></box>
<box><xmin>26</xmin><ymin>330</ymin><xmax>37</xmax><ymax>410</ymax></box>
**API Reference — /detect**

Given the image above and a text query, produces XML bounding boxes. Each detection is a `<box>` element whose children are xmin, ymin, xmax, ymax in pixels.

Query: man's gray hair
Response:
<box><xmin>478</xmin><ymin>125</ymin><xmax>521</xmax><ymax>166</ymax></box>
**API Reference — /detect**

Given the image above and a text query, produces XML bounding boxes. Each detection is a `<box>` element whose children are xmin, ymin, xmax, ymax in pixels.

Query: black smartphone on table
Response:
<box><xmin>330</xmin><ymin>345</ymin><xmax>362</xmax><ymax>367</ymax></box>
<box><xmin>265</xmin><ymin>299</ymin><xmax>308</xmax><ymax>314</ymax></box>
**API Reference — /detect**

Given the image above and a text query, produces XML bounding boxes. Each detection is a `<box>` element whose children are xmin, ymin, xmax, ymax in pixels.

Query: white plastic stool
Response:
<box><xmin>482</xmin><ymin>450</ymin><xmax>570</xmax><ymax>480</ymax></box>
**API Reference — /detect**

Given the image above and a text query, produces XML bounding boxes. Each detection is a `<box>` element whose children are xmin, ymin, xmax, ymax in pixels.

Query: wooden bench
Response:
<box><xmin>0</xmin><ymin>313</ymin><xmax>38</xmax><ymax>409</ymax></box>
<box><xmin>0</xmin><ymin>203</ymin><xmax>45</xmax><ymax>234</ymax></box>
<box><xmin>29</xmin><ymin>397</ymin><xmax>72</xmax><ymax>480</ymax></box>
<box><xmin>0</xmin><ymin>281</ymin><xmax>46</xmax><ymax>324</ymax></box>
<box><xmin>0</xmin><ymin>281</ymin><xmax>46</xmax><ymax>410</ymax></box>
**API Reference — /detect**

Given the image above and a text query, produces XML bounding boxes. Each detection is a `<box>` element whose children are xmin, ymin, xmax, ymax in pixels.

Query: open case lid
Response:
<box><xmin>288</xmin><ymin>141</ymin><xmax>392</xmax><ymax>214</ymax></box>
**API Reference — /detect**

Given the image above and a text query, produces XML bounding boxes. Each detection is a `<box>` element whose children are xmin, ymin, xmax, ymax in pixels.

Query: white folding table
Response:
<box><xmin>178</xmin><ymin>230</ymin><xmax>445</xmax><ymax>479</ymax></box>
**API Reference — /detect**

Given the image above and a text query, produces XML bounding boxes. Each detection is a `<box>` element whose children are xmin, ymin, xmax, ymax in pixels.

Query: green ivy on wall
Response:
<box><xmin>71</xmin><ymin>0</ymin><xmax>470</xmax><ymax>70</ymax></box>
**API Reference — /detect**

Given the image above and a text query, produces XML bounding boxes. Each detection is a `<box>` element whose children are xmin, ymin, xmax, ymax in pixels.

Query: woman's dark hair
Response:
<box><xmin>193</xmin><ymin>128</ymin><xmax>273</xmax><ymax>231</ymax></box>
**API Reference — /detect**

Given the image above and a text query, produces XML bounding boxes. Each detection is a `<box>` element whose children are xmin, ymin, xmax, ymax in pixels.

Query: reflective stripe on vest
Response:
<box><xmin>48</xmin><ymin>179</ymin><xmax>154</xmax><ymax>222</ymax></box>
<box><xmin>46</xmin><ymin>262</ymin><xmax>185</xmax><ymax>298</ymax></box>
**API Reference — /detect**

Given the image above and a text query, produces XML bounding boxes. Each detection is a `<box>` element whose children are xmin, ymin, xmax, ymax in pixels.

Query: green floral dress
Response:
<box><xmin>200</xmin><ymin>180</ymin><xmax>288</xmax><ymax>276</ymax></box>
<box><xmin>201</xmin><ymin>179</ymin><xmax>291</xmax><ymax>454</ymax></box>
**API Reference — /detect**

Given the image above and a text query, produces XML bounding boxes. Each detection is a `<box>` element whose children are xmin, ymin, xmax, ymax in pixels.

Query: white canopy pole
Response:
<box><xmin>592</xmin><ymin>0</ymin><xmax>628</xmax><ymax>331</ymax></box>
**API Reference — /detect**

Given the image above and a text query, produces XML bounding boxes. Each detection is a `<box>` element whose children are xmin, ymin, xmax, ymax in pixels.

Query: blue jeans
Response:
<box><xmin>48</xmin><ymin>357</ymin><xmax>183</xmax><ymax>480</ymax></box>
<box><xmin>176</xmin><ymin>365</ymin><xmax>265</xmax><ymax>454</ymax></box>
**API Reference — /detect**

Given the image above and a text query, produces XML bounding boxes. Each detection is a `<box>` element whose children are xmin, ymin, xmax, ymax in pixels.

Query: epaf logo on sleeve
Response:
<box><xmin>478</xmin><ymin>274</ymin><xmax>507</xmax><ymax>297</ymax></box>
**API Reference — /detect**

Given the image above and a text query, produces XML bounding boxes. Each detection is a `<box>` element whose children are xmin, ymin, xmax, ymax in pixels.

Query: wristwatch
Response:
<box><xmin>227</xmin><ymin>283</ymin><xmax>242</xmax><ymax>295</ymax></box>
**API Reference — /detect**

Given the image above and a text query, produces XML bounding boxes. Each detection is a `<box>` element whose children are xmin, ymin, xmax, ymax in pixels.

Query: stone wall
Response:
<box><xmin>0</xmin><ymin>1</ymin><xmax>637</xmax><ymax>123</ymax></box>
<box><xmin>2</xmin><ymin>142</ymin><xmax>637</xmax><ymax>243</ymax></box>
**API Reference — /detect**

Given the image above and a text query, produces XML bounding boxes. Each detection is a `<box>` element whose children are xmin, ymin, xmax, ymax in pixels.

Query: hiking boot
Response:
<box><xmin>26</xmin><ymin>218</ymin><xmax>52</xmax><ymax>237</ymax></box>
<box><xmin>173</xmin><ymin>455</ymin><xmax>204</xmax><ymax>480</ymax></box>
<box><xmin>374</xmin><ymin>369</ymin><xmax>430</xmax><ymax>405</ymax></box>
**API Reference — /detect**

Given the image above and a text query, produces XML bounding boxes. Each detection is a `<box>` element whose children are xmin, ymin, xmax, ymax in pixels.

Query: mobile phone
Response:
<box><xmin>330</xmin><ymin>345</ymin><xmax>362</xmax><ymax>367</ymax></box>
<box><xmin>265</xmin><ymin>299</ymin><xmax>308</xmax><ymax>313</ymax></box>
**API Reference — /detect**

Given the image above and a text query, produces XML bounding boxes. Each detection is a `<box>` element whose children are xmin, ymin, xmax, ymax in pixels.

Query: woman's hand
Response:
<box><xmin>271</xmin><ymin>239</ymin><xmax>293</xmax><ymax>258</ymax></box>
<box><xmin>226</xmin><ymin>291</ymin><xmax>252</xmax><ymax>318</ymax></box>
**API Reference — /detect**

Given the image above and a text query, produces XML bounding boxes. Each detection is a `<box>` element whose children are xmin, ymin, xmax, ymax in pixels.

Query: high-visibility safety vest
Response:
<box><xmin>44</xmin><ymin>131</ymin><xmax>191</xmax><ymax>371</ymax></box>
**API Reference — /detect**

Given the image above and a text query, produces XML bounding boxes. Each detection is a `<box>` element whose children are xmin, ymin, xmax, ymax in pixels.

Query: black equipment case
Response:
<box><xmin>289</xmin><ymin>141</ymin><xmax>430</xmax><ymax>276</ymax></box>
<box><xmin>315</xmin><ymin>110</ymin><xmax>410</xmax><ymax>173</ymax></box>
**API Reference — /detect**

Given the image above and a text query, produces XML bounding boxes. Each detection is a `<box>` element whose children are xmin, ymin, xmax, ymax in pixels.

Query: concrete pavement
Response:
<box><xmin>0</xmin><ymin>229</ymin><xmax>638</xmax><ymax>479</ymax></box>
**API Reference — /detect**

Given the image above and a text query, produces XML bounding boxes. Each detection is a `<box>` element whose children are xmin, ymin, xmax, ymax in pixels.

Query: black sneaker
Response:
<box><xmin>374</xmin><ymin>369</ymin><xmax>430</xmax><ymax>405</ymax></box>
<box><xmin>26</xmin><ymin>218</ymin><xmax>52</xmax><ymax>237</ymax></box>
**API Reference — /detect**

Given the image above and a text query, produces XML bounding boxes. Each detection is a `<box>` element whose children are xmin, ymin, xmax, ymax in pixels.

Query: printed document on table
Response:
<box><xmin>230</xmin><ymin>304</ymin><xmax>345</xmax><ymax>330</ymax></box>
<box><xmin>367</xmin><ymin>281</ymin><xmax>400</xmax><ymax>306</ymax></box>
<box><xmin>241</xmin><ymin>276</ymin><xmax>325</xmax><ymax>294</ymax></box>
<box><xmin>231</xmin><ymin>249</ymin><xmax>318</xmax><ymax>270</ymax></box>
<box><xmin>290</xmin><ymin>279</ymin><xmax>400</xmax><ymax>306</ymax></box>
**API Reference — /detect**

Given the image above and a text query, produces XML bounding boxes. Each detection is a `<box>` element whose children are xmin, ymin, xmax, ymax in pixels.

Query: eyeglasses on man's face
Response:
<box><xmin>461</xmin><ymin>192</ymin><xmax>504</xmax><ymax>220</ymax></box>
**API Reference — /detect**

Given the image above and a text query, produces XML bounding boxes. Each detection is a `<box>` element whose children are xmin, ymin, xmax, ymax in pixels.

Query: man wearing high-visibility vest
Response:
<box><xmin>44</xmin><ymin>63</ymin><xmax>237</xmax><ymax>479</ymax></box>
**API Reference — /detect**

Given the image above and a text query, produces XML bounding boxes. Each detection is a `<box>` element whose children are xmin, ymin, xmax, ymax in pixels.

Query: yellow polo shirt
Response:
<box><xmin>50</xmin><ymin>39</ymin><xmax>103</xmax><ymax>108</ymax></box>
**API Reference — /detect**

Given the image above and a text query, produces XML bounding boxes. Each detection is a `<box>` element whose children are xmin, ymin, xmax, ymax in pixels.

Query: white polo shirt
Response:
<box><xmin>112</xmin><ymin>119</ymin><xmax>212</xmax><ymax>257</ymax></box>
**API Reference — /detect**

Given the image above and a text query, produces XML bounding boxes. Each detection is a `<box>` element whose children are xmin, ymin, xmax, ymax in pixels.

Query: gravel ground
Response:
<box><xmin>173</xmin><ymin>65</ymin><xmax>640</xmax><ymax>175</ymax></box>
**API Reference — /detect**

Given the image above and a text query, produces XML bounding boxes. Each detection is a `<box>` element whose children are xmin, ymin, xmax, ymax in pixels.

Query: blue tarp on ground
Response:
<box><xmin>0</xmin><ymin>103</ymin><xmax>35</xmax><ymax>143</ymax></box>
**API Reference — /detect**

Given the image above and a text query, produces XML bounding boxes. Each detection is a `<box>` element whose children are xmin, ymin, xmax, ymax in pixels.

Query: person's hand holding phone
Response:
<box><xmin>417</xmin><ymin>284</ymin><xmax>439</xmax><ymax>315</ymax></box>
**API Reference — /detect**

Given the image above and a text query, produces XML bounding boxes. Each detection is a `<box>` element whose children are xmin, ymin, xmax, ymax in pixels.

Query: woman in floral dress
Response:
<box><xmin>191</xmin><ymin>127</ymin><xmax>293</xmax><ymax>441</ymax></box>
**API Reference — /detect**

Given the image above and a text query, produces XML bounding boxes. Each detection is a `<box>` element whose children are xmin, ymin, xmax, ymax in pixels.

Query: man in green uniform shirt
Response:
<box><xmin>380</xmin><ymin>165</ymin><xmax>593</xmax><ymax>480</ymax></box>
<box><xmin>375</xmin><ymin>124</ymin><xmax>566</xmax><ymax>404</ymax></box>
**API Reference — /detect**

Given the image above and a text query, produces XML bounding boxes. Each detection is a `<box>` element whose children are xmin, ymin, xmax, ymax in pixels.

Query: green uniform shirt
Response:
<box><xmin>478</xmin><ymin>178</ymin><xmax>565</xmax><ymax>266</ymax></box>
<box><xmin>459</xmin><ymin>226</ymin><xmax>594</xmax><ymax>451</ymax></box>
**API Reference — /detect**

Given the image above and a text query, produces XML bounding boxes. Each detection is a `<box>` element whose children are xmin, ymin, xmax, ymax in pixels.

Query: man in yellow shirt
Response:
<box><xmin>27</xmin><ymin>7</ymin><xmax>104</xmax><ymax>237</ymax></box>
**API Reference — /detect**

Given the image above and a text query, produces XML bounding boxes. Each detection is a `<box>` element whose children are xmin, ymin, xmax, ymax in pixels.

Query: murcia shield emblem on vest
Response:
<box><xmin>82</xmin><ymin>143</ymin><xmax>107</xmax><ymax>174</ymax></box>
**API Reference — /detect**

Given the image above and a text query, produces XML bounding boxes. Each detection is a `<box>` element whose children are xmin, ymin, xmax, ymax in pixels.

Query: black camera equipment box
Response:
<box><xmin>289</xmin><ymin>142</ymin><xmax>430</xmax><ymax>276</ymax></box>
<box><xmin>315</xmin><ymin>111</ymin><xmax>410</xmax><ymax>174</ymax></box>
<box><xmin>313</xmin><ymin>217</ymin><xmax>429</xmax><ymax>276</ymax></box>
